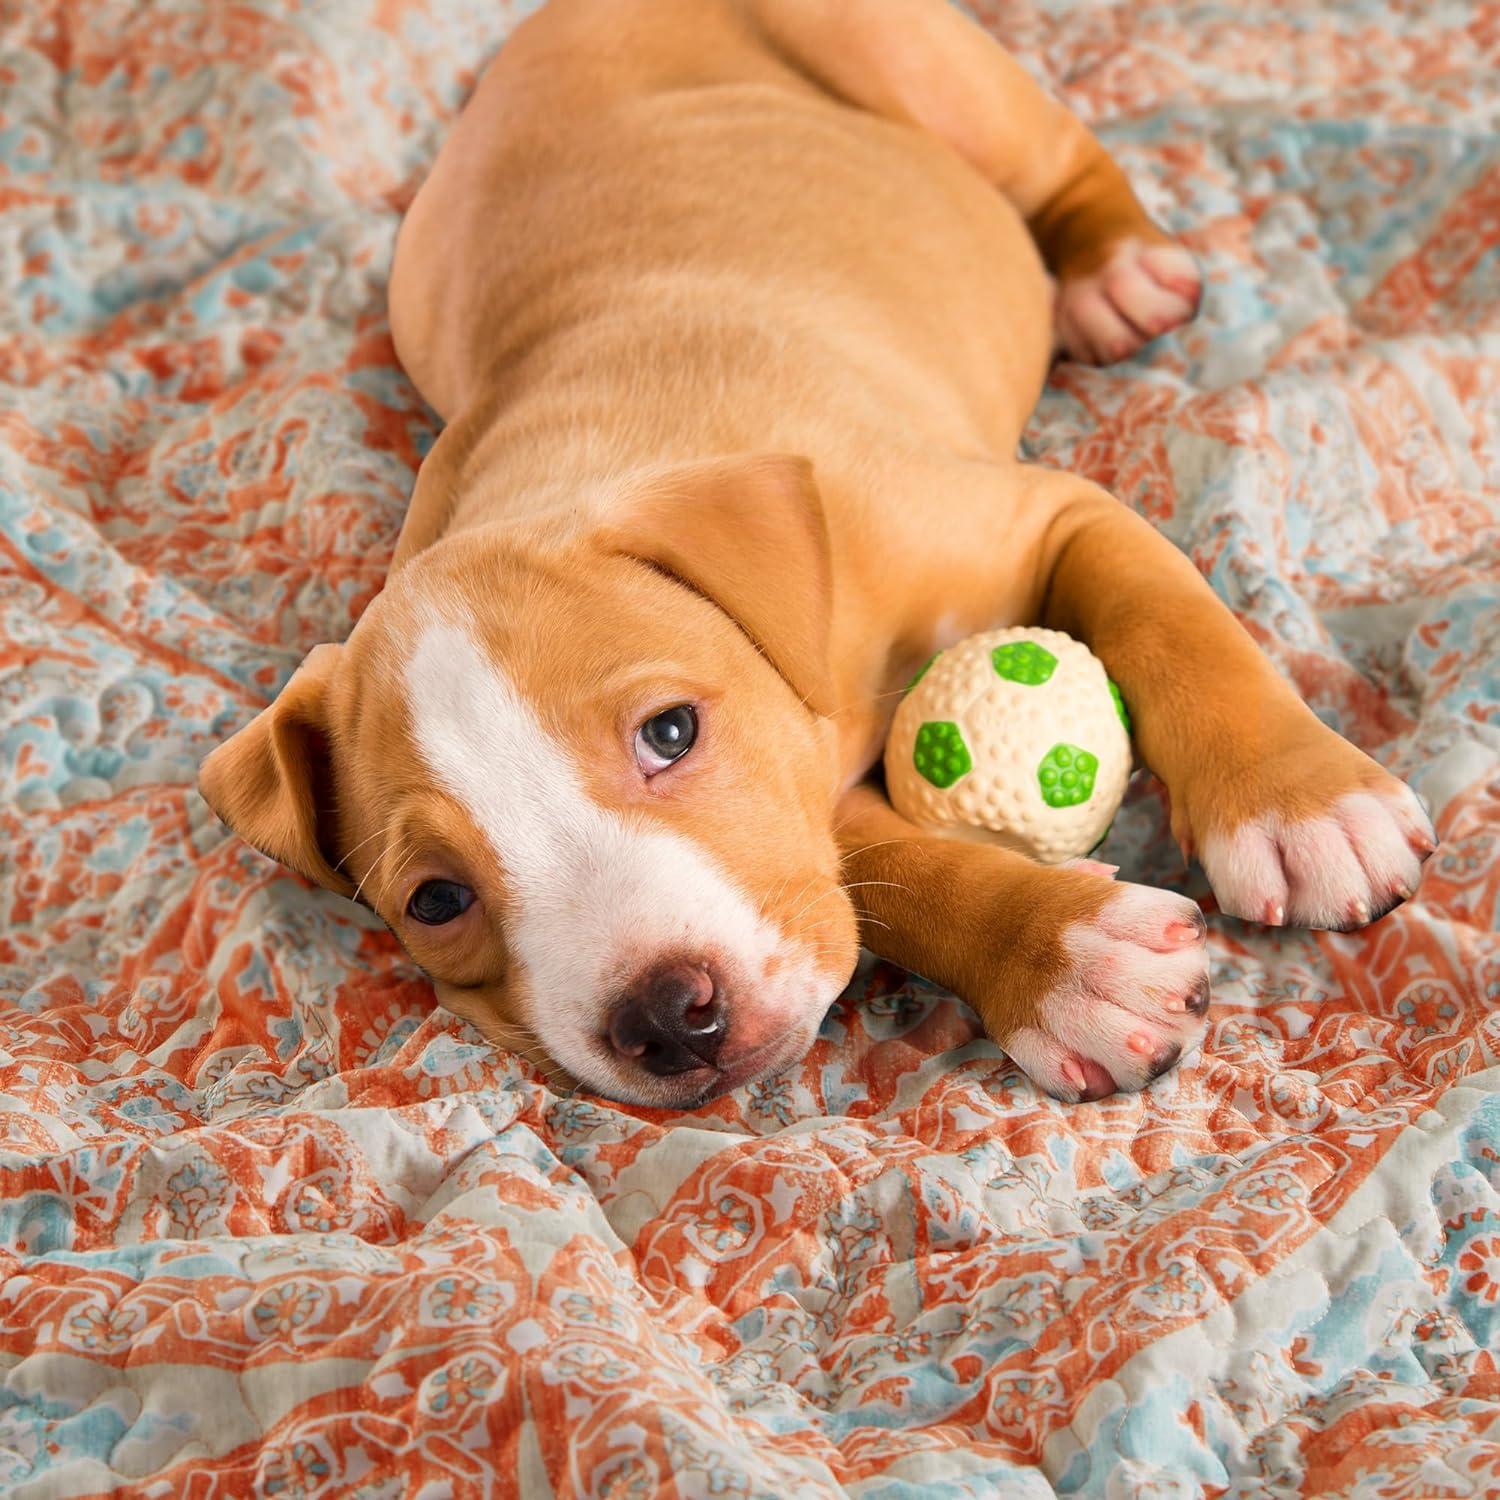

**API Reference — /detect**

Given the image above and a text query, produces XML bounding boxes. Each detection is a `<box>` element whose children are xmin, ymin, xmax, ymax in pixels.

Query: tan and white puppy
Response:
<box><xmin>200</xmin><ymin>0</ymin><xmax>1436</xmax><ymax>1107</ymax></box>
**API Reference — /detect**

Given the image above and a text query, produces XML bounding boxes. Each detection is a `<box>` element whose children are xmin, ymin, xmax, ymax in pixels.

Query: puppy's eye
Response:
<box><xmin>407</xmin><ymin>879</ymin><xmax>476</xmax><ymax>926</ymax></box>
<box><xmin>635</xmin><ymin>704</ymin><xmax>698</xmax><ymax>773</ymax></box>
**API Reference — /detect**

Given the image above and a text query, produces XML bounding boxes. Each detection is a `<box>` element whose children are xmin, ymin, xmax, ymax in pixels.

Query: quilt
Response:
<box><xmin>1</xmin><ymin>1</ymin><xmax>1497</xmax><ymax>1494</ymax></box>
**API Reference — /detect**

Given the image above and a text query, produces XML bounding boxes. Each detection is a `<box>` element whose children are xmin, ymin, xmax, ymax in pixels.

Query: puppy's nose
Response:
<box><xmin>609</xmin><ymin>962</ymin><xmax>725</xmax><ymax>1075</ymax></box>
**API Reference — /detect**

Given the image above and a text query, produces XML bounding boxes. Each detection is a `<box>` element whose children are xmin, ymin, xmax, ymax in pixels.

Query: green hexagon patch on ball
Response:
<box><xmin>1108</xmin><ymin>678</ymin><xmax>1131</xmax><ymax>735</ymax></box>
<box><xmin>991</xmin><ymin>639</ymin><xmax>1057</xmax><ymax>686</ymax></box>
<box><xmin>1037</xmin><ymin>742</ymin><xmax>1098</xmax><ymax>808</ymax></box>
<box><xmin>913</xmin><ymin>721</ymin><xmax>972</xmax><ymax>789</ymax></box>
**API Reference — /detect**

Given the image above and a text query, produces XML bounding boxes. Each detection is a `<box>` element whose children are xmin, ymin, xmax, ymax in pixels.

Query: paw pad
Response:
<box><xmin>914</xmin><ymin>721</ymin><xmax>972</xmax><ymax>789</ymax></box>
<box><xmin>991</xmin><ymin>640</ymin><xmax>1056</xmax><ymax>685</ymax></box>
<box><xmin>1037</xmin><ymin>742</ymin><xmax>1098</xmax><ymax>808</ymax></box>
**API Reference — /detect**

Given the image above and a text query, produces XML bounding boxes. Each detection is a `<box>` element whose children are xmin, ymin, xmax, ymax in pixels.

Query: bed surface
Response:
<box><xmin>1</xmin><ymin>1</ymin><xmax>1497</xmax><ymax>1494</ymax></box>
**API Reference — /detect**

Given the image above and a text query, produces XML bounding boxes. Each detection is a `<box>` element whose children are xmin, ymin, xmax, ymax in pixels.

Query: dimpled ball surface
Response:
<box><xmin>884</xmin><ymin>627</ymin><xmax>1132</xmax><ymax>863</ymax></box>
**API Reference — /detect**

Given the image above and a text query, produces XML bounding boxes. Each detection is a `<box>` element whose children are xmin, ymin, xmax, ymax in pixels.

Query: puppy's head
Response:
<box><xmin>199</xmin><ymin>454</ymin><xmax>859</xmax><ymax>1106</ymax></box>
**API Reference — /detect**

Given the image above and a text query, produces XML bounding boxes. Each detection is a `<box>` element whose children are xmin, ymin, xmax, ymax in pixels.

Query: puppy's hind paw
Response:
<box><xmin>1054</xmin><ymin>240</ymin><xmax>1202</xmax><ymax>366</ymax></box>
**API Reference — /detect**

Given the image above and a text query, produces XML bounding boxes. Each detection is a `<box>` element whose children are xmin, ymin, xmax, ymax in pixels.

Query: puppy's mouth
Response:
<box><xmin>449</xmin><ymin>961</ymin><xmax>839</xmax><ymax>1108</ymax></box>
<box><xmin>676</xmin><ymin>1028</ymin><xmax>815</xmax><ymax>1106</ymax></box>
<box><xmin>583</xmin><ymin>1010</ymin><xmax>822</xmax><ymax>1109</ymax></box>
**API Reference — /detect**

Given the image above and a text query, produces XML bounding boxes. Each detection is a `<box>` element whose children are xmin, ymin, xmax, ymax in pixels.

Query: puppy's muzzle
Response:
<box><xmin>608</xmin><ymin>960</ymin><xmax>726</xmax><ymax>1076</ymax></box>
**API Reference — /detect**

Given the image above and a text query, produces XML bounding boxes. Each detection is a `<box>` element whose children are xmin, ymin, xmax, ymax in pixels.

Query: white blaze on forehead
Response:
<box><xmin>401</xmin><ymin>618</ymin><xmax>807</xmax><ymax>1089</ymax></box>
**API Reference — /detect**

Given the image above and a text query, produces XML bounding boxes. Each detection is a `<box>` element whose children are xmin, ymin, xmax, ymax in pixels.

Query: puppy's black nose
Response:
<box><xmin>609</xmin><ymin>963</ymin><xmax>725</xmax><ymax>1075</ymax></box>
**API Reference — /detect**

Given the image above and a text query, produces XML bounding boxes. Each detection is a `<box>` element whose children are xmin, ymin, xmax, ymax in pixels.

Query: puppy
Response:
<box><xmin>200</xmin><ymin>0</ymin><xmax>1436</xmax><ymax>1107</ymax></box>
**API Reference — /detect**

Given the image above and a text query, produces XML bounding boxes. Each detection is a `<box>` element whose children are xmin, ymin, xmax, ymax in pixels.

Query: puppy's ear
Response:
<box><xmin>197</xmin><ymin>643</ymin><xmax>355</xmax><ymax>896</ymax></box>
<box><xmin>603</xmin><ymin>454</ymin><xmax>836</xmax><ymax>714</ymax></box>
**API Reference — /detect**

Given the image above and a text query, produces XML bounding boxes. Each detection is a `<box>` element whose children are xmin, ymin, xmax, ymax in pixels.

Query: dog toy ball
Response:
<box><xmin>884</xmin><ymin>627</ymin><xmax>1132</xmax><ymax>864</ymax></box>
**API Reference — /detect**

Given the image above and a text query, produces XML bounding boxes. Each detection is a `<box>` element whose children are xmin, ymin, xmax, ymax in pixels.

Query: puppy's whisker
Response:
<box><xmin>793</xmin><ymin>908</ymin><xmax>883</xmax><ymax>948</ymax></box>
<box><xmin>492</xmin><ymin>1034</ymin><xmax>569</xmax><ymax>1088</ymax></box>
<box><xmin>806</xmin><ymin>904</ymin><xmax>891</xmax><ymax>936</ymax></box>
<box><xmin>790</xmin><ymin>872</ymin><xmax>824</xmax><ymax>914</ymax></box>
<box><xmin>787</xmin><ymin>873</ymin><xmax>915</xmax><ymax>931</ymax></box>
<box><xmin>839</xmin><ymin>838</ymin><xmax>909</xmax><ymax>866</ymax></box>
<box><xmin>776</xmin><ymin>871</ymin><xmax>822</xmax><ymax>927</ymax></box>
<box><xmin>490</xmin><ymin>1023</ymin><xmax>569</xmax><ymax>1084</ymax></box>
<box><xmin>354</xmin><ymin>833</ymin><xmax>411</xmax><ymax>906</ymax></box>
<box><xmin>385</xmin><ymin>841</ymin><xmax>425</xmax><ymax>893</ymax></box>
<box><xmin>371</xmin><ymin>839</ymin><xmax>423</xmax><ymax>907</ymax></box>
<box><xmin>336</xmin><ymin>824</ymin><xmax>396</xmax><ymax>872</ymax></box>
<box><xmin>787</xmin><ymin>881</ymin><xmax>851</xmax><ymax>928</ymax></box>
<box><xmin>765</xmin><ymin>869</ymin><xmax>799</xmax><ymax>922</ymax></box>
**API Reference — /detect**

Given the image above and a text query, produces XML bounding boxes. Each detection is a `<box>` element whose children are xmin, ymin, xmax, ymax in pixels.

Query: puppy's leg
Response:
<box><xmin>1026</xmin><ymin>468</ymin><xmax>1437</xmax><ymax>929</ymax></box>
<box><xmin>838</xmin><ymin>785</ymin><xmax>1210</xmax><ymax>1102</ymax></box>
<box><xmin>745</xmin><ymin>0</ymin><xmax>1201</xmax><ymax>362</ymax></box>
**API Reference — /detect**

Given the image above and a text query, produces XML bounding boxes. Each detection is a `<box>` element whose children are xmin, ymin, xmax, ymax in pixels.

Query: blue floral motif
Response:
<box><xmin>425</xmin><ymin>1275</ymin><xmax>509</xmax><ymax>1324</ymax></box>
<box><xmin>260</xmin><ymin>1439</ymin><xmax>333</xmax><ymax>1497</ymax></box>
<box><xmin>422</xmin><ymin>1356</ymin><xmax>499</xmax><ymax>1416</ymax></box>
<box><xmin>250</xmin><ymin>1281</ymin><xmax>327</xmax><ymax>1341</ymax></box>
<box><xmin>1135</xmin><ymin>1259</ymin><xmax>1211</xmax><ymax>1318</ymax></box>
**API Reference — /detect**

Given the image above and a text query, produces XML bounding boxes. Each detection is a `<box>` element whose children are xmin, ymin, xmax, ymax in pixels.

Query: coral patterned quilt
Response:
<box><xmin>1</xmin><ymin>1</ymin><xmax>1498</xmax><ymax>1495</ymax></box>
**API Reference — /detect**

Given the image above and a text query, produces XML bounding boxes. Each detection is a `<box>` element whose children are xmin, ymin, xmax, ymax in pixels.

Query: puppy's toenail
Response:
<box><xmin>1062</xmin><ymin>1059</ymin><xmax>1087</xmax><ymax>1092</ymax></box>
<box><xmin>1370</xmin><ymin>885</ymin><xmax>1416</xmax><ymax>923</ymax></box>
<box><xmin>1149</xmin><ymin>1042</ymin><xmax>1183</xmax><ymax>1079</ymax></box>
<box><xmin>1265</xmin><ymin>903</ymin><xmax>1285</xmax><ymax>926</ymax></box>
<box><xmin>1184</xmin><ymin>974</ymin><xmax>1211</xmax><ymax>1017</ymax></box>
<box><xmin>1128</xmin><ymin>1032</ymin><xmax>1155</xmax><ymax>1056</ymax></box>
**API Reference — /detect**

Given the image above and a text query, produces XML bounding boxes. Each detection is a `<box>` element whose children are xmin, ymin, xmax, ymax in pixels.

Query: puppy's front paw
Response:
<box><xmin>1053</xmin><ymin>239</ymin><xmax>1202</xmax><ymax>365</ymax></box>
<box><xmin>994</xmin><ymin>881</ymin><xmax>1211</xmax><ymax>1103</ymax></box>
<box><xmin>1198</xmin><ymin>781</ymin><xmax>1436</xmax><ymax>931</ymax></box>
<box><xmin>1166</xmin><ymin>712</ymin><xmax>1437</xmax><ymax>931</ymax></box>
